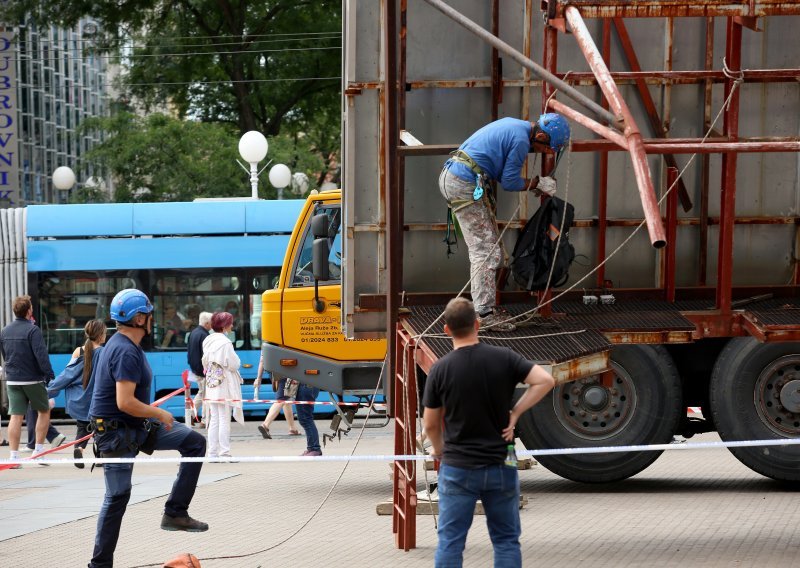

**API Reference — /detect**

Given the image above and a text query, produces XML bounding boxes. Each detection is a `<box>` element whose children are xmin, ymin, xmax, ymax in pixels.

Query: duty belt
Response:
<box><xmin>88</xmin><ymin>417</ymin><xmax>121</xmax><ymax>433</ymax></box>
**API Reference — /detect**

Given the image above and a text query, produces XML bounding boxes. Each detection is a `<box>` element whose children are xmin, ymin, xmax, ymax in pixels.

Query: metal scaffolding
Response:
<box><xmin>375</xmin><ymin>1</ymin><xmax>800</xmax><ymax>549</ymax></box>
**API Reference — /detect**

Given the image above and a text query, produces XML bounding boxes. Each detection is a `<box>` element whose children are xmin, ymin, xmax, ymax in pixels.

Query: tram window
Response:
<box><xmin>150</xmin><ymin>269</ymin><xmax>244</xmax><ymax>349</ymax></box>
<box><xmin>35</xmin><ymin>272</ymin><xmax>140</xmax><ymax>354</ymax></box>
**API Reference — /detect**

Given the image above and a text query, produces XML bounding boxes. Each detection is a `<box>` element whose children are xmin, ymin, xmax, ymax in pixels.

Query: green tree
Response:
<box><xmin>3</xmin><ymin>1</ymin><xmax>342</xmax><ymax>190</ymax></box>
<box><xmin>77</xmin><ymin>112</ymin><xmax>323</xmax><ymax>202</ymax></box>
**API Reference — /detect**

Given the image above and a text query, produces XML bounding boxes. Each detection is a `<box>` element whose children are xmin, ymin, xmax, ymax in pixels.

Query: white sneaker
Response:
<box><xmin>50</xmin><ymin>434</ymin><xmax>67</xmax><ymax>448</ymax></box>
<box><xmin>30</xmin><ymin>452</ymin><xmax>50</xmax><ymax>466</ymax></box>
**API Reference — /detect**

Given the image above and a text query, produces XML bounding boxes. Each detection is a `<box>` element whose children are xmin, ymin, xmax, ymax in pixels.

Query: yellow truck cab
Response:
<box><xmin>261</xmin><ymin>189</ymin><xmax>386</xmax><ymax>396</ymax></box>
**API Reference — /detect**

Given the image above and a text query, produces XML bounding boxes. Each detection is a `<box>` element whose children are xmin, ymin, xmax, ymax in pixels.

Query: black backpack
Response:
<box><xmin>510</xmin><ymin>196</ymin><xmax>576</xmax><ymax>291</ymax></box>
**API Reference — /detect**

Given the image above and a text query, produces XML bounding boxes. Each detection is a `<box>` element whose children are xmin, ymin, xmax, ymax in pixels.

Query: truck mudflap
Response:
<box><xmin>263</xmin><ymin>343</ymin><xmax>383</xmax><ymax>396</ymax></box>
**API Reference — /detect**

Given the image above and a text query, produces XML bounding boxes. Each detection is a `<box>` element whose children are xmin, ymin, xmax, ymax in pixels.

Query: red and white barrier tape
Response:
<box><xmin>3</xmin><ymin>437</ymin><xmax>800</xmax><ymax>467</ymax></box>
<box><xmin>203</xmin><ymin>397</ymin><xmax>386</xmax><ymax>408</ymax></box>
<box><xmin>0</xmin><ymin>384</ymin><xmax>188</xmax><ymax>472</ymax></box>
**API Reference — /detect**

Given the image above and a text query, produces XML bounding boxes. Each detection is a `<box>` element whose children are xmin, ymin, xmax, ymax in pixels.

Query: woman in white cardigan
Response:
<box><xmin>201</xmin><ymin>311</ymin><xmax>244</xmax><ymax>458</ymax></box>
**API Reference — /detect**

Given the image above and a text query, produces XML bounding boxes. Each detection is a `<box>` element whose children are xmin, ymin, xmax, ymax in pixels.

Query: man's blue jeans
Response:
<box><xmin>296</xmin><ymin>385</ymin><xmax>320</xmax><ymax>452</ymax></box>
<box><xmin>89</xmin><ymin>422</ymin><xmax>206</xmax><ymax>568</ymax></box>
<box><xmin>435</xmin><ymin>463</ymin><xmax>521</xmax><ymax>568</ymax></box>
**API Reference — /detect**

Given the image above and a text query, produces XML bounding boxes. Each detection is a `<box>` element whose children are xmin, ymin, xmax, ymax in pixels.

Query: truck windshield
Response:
<box><xmin>292</xmin><ymin>205</ymin><xmax>342</xmax><ymax>286</ymax></box>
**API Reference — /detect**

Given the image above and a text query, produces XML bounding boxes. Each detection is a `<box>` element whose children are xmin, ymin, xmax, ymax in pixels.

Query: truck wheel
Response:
<box><xmin>517</xmin><ymin>345</ymin><xmax>682</xmax><ymax>483</ymax></box>
<box><xmin>709</xmin><ymin>338</ymin><xmax>800</xmax><ymax>482</ymax></box>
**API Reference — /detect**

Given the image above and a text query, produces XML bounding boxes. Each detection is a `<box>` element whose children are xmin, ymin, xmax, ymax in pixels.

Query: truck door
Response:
<box><xmin>280</xmin><ymin>204</ymin><xmax>355</xmax><ymax>360</ymax></box>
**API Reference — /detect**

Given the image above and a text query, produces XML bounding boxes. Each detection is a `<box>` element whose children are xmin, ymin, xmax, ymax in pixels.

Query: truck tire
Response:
<box><xmin>709</xmin><ymin>337</ymin><xmax>800</xmax><ymax>482</ymax></box>
<box><xmin>517</xmin><ymin>345</ymin><xmax>682</xmax><ymax>483</ymax></box>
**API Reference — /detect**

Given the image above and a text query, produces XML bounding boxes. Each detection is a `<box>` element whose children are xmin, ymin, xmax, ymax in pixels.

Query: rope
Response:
<box><xmin>130</xmin><ymin>358</ymin><xmax>388</xmax><ymax>567</ymax></box>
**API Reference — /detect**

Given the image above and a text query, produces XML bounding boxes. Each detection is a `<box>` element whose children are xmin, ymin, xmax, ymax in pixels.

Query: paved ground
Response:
<box><xmin>1</xmin><ymin>419</ymin><xmax>799</xmax><ymax>567</ymax></box>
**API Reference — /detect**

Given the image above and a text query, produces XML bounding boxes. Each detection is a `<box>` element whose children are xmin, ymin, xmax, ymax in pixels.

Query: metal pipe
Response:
<box><xmin>613</xmin><ymin>17</ymin><xmax>693</xmax><ymax>212</ymax></box>
<box><xmin>570</xmin><ymin>138</ymin><xmax>800</xmax><ymax>153</ymax></box>
<box><xmin>420</xmin><ymin>0</ymin><xmax>619</xmax><ymax>126</ymax></box>
<box><xmin>565</xmin><ymin>5</ymin><xmax>666</xmax><ymax>248</ymax></box>
<box><xmin>597</xmin><ymin>19</ymin><xmax>611</xmax><ymax>287</ymax></box>
<box><xmin>547</xmin><ymin>99</ymin><xmax>629</xmax><ymax>149</ymax></box>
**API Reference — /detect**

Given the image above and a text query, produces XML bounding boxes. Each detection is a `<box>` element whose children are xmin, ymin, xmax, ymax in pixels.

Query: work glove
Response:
<box><xmin>536</xmin><ymin>176</ymin><xmax>557</xmax><ymax>197</ymax></box>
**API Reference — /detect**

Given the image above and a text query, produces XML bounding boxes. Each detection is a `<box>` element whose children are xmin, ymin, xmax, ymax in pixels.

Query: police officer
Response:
<box><xmin>88</xmin><ymin>289</ymin><xmax>208</xmax><ymax>568</ymax></box>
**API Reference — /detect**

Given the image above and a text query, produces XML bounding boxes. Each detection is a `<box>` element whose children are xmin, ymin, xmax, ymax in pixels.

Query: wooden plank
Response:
<box><xmin>376</xmin><ymin>495</ymin><xmax>529</xmax><ymax>516</ymax></box>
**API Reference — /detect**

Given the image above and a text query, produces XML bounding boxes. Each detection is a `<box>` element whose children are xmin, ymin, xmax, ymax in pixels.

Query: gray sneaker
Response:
<box><xmin>478</xmin><ymin>310</ymin><xmax>516</xmax><ymax>332</ymax></box>
<box><xmin>50</xmin><ymin>434</ymin><xmax>67</xmax><ymax>448</ymax></box>
<box><xmin>160</xmin><ymin>514</ymin><xmax>209</xmax><ymax>532</ymax></box>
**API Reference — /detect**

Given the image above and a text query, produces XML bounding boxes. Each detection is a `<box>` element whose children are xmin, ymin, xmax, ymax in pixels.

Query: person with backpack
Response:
<box><xmin>439</xmin><ymin>114</ymin><xmax>570</xmax><ymax>332</ymax></box>
<box><xmin>46</xmin><ymin>319</ymin><xmax>107</xmax><ymax>469</ymax></box>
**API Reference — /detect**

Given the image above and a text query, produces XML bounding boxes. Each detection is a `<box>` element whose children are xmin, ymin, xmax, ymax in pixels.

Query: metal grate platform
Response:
<box><xmin>404</xmin><ymin>299</ymin><xmax>697</xmax><ymax>364</ymax></box>
<box><xmin>552</xmin><ymin>299</ymin><xmax>696</xmax><ymax>332</ymax></box>
<box><xmin>744</xmin><ymin>298</ymin><xmax>800</xmax><ymax>327</ymax></box>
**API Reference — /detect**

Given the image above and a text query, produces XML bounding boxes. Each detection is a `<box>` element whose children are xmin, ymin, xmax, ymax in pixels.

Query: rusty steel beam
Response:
<box><xmin>547</xmin><ymin>0</ymin><xmax>800</xmax><ymax>19</ymax></box>
<box><xmin>420</xmin><ymin>0</ymin><xmax>619</xmax><ymax>125</ymax></box>
<box><xmin>604</xmin><ymin>331</ymin><xmax>694</xmax><ymax>344</ymax></box>
<box><xmin>613</xmin><ymin>18</ymin><xmax>693</xmax><ymax>212</ymax></box>
<box><xmin>397</xmin><ymin>136</ymin><xmax>800</xmax><ymax>156</ymax></box>
<box><xmin>700</xmin><ymin>17</ymin><xmax>715</xmax><ymax>286</ymax></box>
<box><xmin>716</xmin><ymin>17</ymin><xmax>743</xmax><ymax>314</ymax></box>
<box><xmin>349</xmin><ymin>68</ymin><xmax>800</xmax><ymax>91</ymax></box>
<box><xmin>662</xmin><ymin>168</ymin><xmax>679</xmax><ymax>302</ymax></box>
<box><xmin>547</xmin><ymin>351</ymin><xmax>611</xmax><ymax>385</ymax></box>
<box><xmin>384</xmin><ymin>0</ymin><xmax>402</xmax><ymax>453</ymax></box>
<box><xmin>565</xmin><ymin>5</ymin><xmax>666</xmax><ymax>249</ymax></box>
<box><xmin>350</xmin><ymin>214</ymin><xmax>800</xmax><ymax>235</ymax></box>
<box><xmin>490</xmin><ymin>0</ymin><xmax>501</xmax><ymax>121</ymax></box>
<box><xmin>569</xmin><ymin>137</ymin><xmax>800</xmax><ymax>153</ymax></box>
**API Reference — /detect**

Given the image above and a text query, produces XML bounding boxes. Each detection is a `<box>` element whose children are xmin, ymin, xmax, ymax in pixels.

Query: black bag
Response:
<box><xmin>510</xmin><ymin>196</ymin><xmax>576</xmax><ymax>291</ymax></box>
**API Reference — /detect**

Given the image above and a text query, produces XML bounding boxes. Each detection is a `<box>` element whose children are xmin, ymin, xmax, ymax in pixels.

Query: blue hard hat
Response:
<box><xmin>537</xmin><ymin>113</ymin><xmax>571</xmax><ymax>151</ymax></box>
<box><xmin>110</xmin><ymin>288</ymin><xmax>153</xmax><ymax>323</ymax></box>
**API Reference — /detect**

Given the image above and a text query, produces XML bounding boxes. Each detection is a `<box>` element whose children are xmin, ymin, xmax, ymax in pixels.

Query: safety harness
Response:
<box><xmin>443</xmin><ymin>149</ymin><xmax>498</xmax><ymax>257</ymax></box>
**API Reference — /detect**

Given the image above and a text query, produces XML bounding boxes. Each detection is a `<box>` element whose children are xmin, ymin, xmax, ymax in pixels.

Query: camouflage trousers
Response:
<box><xmin>439</xmin><ymin>167</ymin><xmax>502</xmax><ymax>315</ymax></box>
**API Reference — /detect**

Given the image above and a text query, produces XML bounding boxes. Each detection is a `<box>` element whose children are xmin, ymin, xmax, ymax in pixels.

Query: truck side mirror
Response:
<box><xmin>311</xmin><ymin>237</ymin><xmax>330</xmax><ymax>313</ymax></box>
<box><xmin>312</xmin><ymin>238</ymin><xmax>330</xmax><ymax>281</ymax></box>
<box><xmin>311</xmin><ymin>213</ymin><xmax>332</xmax><ymax>239</ymax></box>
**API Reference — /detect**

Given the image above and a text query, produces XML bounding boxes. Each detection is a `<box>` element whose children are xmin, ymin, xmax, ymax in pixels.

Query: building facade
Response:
<box><xmin>0</xmin><ymin>19</ymin><xmax>110</xmax><ymax>207</ymax></box>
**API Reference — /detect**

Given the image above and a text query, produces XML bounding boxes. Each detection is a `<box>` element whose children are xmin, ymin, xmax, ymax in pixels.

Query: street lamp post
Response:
<box><xmin>238</xmin><ymin>131</ymin><xmax>269</xmax><ymax>199</ymax></box>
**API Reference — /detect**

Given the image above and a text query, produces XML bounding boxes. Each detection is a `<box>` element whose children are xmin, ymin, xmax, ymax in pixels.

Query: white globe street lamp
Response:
<box><xmin>291</xmin><ymin>172</ymin><xmax>310</xmax><ymax>196</ymax></box>
<box><xmin>268</xmin><ymin>163</ymin><xmax>292</xmax><ymax>200</ymax></box>
<box><xmin>238</xmin><ymin>131</ymin><xmax>269</xmax><ymax>199</ymax></box>
<box><xmin>52</xmin><ymin>166</ymin><xmax>76</xmax><ymax>191</ymax></box>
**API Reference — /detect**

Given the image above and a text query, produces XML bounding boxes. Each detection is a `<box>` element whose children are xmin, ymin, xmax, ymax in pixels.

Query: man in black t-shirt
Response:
<box><xmin>423</xmin><ymin>297</ymin><xmax>555</xmax><ymax>568</ymax></box>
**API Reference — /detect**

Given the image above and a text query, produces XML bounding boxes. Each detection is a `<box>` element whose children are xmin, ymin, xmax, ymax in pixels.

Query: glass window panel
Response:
<box><xmin>291</xmin><ymin>206</ymin><xmax>342</xmax><ymax>287</ymax></box>
<box><xmin>248</xmin><ymin>270</ymin><xmax>280</xmax><ymax>348</ymax></box>
<box><xmin>35</xmin><ymin>271</ymin><xmax>141</xmax><ymax>354</ymax></box>
<box><xmin>150</xmin><ymin>269</ymin><xmax>246</xmax><ymax>350</ymax></box>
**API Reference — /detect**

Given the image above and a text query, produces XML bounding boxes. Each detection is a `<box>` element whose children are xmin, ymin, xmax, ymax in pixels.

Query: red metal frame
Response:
<box><xmin>389</xmin><ymin>1</ymin><xmax>800</xmax><ymax>549</ymax></box>
<box><xmin>392</xmin><ymin>325</ymin><xmax>418</xmax><ymax>551</ymax></box>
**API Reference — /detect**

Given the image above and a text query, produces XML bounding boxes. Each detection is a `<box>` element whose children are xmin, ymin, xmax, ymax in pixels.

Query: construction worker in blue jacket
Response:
<box><xmin>438</xmin><ymin>113</ymin><xmax>570</xmax><ymax>332</ymax></box>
